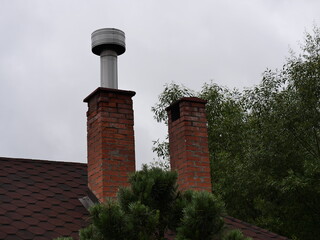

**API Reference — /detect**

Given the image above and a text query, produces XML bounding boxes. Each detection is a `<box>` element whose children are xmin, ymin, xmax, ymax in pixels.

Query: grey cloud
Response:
<box><xmin>0</xmin><ymin>0</ymin><xmax>319</xmax><ymax>167</ymax></box>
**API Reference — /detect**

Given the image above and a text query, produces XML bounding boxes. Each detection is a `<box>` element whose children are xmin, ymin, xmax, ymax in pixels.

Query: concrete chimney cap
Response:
<box><xmin>91</xmin><ymin>28</ymin><xmax>126</xmax><ymax>56</ymax></box>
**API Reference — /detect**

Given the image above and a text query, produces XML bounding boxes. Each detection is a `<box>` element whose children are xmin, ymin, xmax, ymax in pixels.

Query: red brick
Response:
<box><xmin>167</xmin><ymin>97</ymin><xmax>212</xmax><ymax>192</ymax></box>
<box><xmin>84</xmin><ymin>88</ymin><xmax>136</xmax><ymax>202</ymax></box>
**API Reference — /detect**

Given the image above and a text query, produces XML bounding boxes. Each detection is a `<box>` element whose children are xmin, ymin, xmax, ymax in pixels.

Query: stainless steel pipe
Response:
<box><xmin>91</xmin><ymin>28</ymin><xmax>126</xmax><ymax>88</ymax></box>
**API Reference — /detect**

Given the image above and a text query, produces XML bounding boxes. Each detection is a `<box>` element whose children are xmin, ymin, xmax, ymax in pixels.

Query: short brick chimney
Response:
<box><xmin>166</xmin><ymin>97</ymin><xmax>212</xmax><ymax>192</ymax></box>
<box><xmin>84</xmin><ymin>88</ymin><xmax>136</xmax><ymax>201</ymax></box>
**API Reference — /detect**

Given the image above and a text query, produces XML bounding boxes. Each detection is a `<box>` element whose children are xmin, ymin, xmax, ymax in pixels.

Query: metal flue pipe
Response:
<box><xmin>91</xmin><ymin>28</ymin><xmax>126</xmax><ymax>89</ymax></box>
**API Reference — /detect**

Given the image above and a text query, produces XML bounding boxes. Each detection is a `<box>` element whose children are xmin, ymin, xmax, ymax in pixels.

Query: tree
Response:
<box><xmin>118</xmin><ymin>166</ymin><xmax>179</xmax><ymax>239</ymax></box>
<box><xmin>176</xmin><ymin>191</ymin><xmax>224</xmax><ymax>240</ymax></box>
<box><xmin>151</xmin><ymin>26</ymin><xmax>320</xmax><ymax>240</ymax></box>
<box><xmin>150</xmin><ymin>82</ymin><xmax>195</xmax><ymax>168</ymax></box>
<box><xmin>61</xmin><ymin>166</ymin><xmax>227</xmax><ymax>240</ymax></box>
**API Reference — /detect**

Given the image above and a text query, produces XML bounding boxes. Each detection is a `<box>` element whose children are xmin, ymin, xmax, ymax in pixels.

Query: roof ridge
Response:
<box><xmin>0</xmin><ymin>156</ymin><xmax>87</xmax><ymax>166</ymax></box>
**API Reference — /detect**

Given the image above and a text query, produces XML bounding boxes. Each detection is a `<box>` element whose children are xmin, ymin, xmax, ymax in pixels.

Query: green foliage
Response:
<box><xmin>125</xmin><ymin>201</ymin><xmax>159</xmax><ymax>240</ymax></box>
<box><xmin>176</xmin><ymin>191</ymin><xmax>224</xmax><ymax>240</ymax></box>
<box><xmin>150</xmin><ymin>82</ymin><xmax>195</xmax><ymax>166</ymax></box>
<box><xmin>80</xmin><ymin>201</ymin><xmax>128</xmax><ymax>240</ymax></box>
<box><xmin>118</xmin><ymin>165</ymin><xmax>179</xmax><ymax>239</ymax></box>
<box><xmin>226</xmin><ymin>26</ymin><xmax>320</xmax><ymax>240</ymax></box>
<box><xmin>151</xmin><ymin>26</ymin><xmax>320</xmax><ymax>240</ymax></box>
<box><xmin>168</xmin><ymin>190</ymin><xmax>194</xmax><ymax>231</ymax></box>
<box><xmin>222</xmin><ymin>229</ymin><xmax>252</xmax><ymax>240</ymax></box>
<box><xmin>151</xmin><ymin>82</ymin><xmax>195</xmax><ymax>124</ymax></box>
<box><xmin>79</xmin><ymin>224</ymin><xmax>101</xmax><ymax>240</ymax></box>
<box><xmin>150</xmin><ymin>138</ymin><xmax>170</xmax><ymax>169</ymax></box>
<box><xmin>77</xmin><ymin>166</ymin><xmax>229</xmax><ymax>240</ymax></box>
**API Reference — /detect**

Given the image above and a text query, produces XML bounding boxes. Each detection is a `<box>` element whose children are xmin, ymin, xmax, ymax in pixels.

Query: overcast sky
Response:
<box><xmin>0</xmin><ymin>0</ymin><xmax>320</xmax><ymax>168</ymax></box>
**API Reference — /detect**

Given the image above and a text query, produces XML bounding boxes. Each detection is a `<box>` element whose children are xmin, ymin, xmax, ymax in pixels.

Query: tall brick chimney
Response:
<box><xmin>84</xmin><ymin>88</ymin><xmax>135</xmax><ymax>202</ymax></box>
<box><xmin>166</xmin><ymin>97</ymin><xmax>212</xmax><ymax>192</ymax></box>
<box><xmin>84</xmin><ymin>28</ymin><xmax>136</xmax><ymax>202</ymax></box>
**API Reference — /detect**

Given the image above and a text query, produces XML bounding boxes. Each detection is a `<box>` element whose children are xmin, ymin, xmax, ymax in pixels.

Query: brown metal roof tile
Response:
<box><xmin>58</xmin><ymin>212</ymin><xmax>78</xmax><ymax>223</ymax></box>
<box><xmin>64</xmin><ymin>210</ymin><xmax>84</xmax><ymax>218</ymax></box>
<box><xmin>50</xmin><ymin>187</ymin><xmax>64</xmax><ymax>194</ymax></box>
<box><xmin>0</xmin><ymin>231</ymin><xmax>7</xmax><ymax>239</ymax></box>
<box><xmin>8</xmin><ymin>191</ymin><xmax>24</xmax><ymax>200</ymax></box>
<box><xmin>28</xmin><ymin>226</ymin><xmax>46</xmax><ymax>235</ymax></box>
<box><xmin>26</xmin><ymin>203</ymin><xmax>43</xmax><ymax>213</ymax></box>
<box><xmin>0</xmin><ymin>194</ymin><xmax>11</xmax><ymax>203</ymax></box>
<box><xmin>3</xmin><ymin>167</ymin><xmax>17</xmax><ymax>174</ymax></box>
<box><xmin>21</xmin><ymin>216</ymin><xmax>40</xmax><ymax>226</ymax></box>
<box><xmin>17</xmin><ymin>188</ymin><xmax>32</xmax><ymax>196</ymax></box>
<box><xmin>11</xmin><ymin>220</ymin><xmax>29</xmax><ymax>230</ymax></box>
<box><xmin>6</xmin><ymin>236</ymin><xmax>23</xmax><ymax>240</ymax></box>
<box><xmin>58</xmin><ymin>201</ymin><xmax>76</xmax><ymax>210</ymax></box>
<box><xmin>0</xmin><ymin>157</ymin><xmax>90</xmax><ymax>239</ymax></box>
<box><xmin>34</xmin><ymin>193</ymin><xmax>50</xmax><ymax>201</ymax></box>
<box><xmin>11</xmin><ymin>199</ymin><xmax>28</xmax><ymax>208</ymax></box>
<box><xmin>6</xmin><ymin>211</ymin><xmax>23</xmax><ymax>221</ymax></box>
<box><xmin>14</xmin><ymin>181</ymin><xmax>28</xmax><ymax>189</ymax></box>
<box><xmin>23</xmin><ymin>196</ymin><xmax>39</xmax><ymax>204</ymax></box>
<box><xmin>36</xmin><ymin>200</ymin><xmax>52</xmax><ymax>209</ymax></box>
<box><xmin>51</xmin><ymin>205</ymin><xmax>68</xmax><ymax>214</ymax></box>
<box><xmin>1</xmin><ymin>225</ymin><xmax>16</xmax><ymax>235</ymax></box>
<box><xmin>40</xmin><ymin>230</ymin><xmax>61</xmax><ymax>239</ymax></box>
<box><xmin>40</xmin><ymin>190</ymin><xmax>55</xmax><ymax>197</ymax></box>
<box><xmin>0</xmin><ymin>215</ymin><xmax>13</xmax><ymax>224</ymax></box>
<box><xmin>25</xmin><ymin>169</ymin><xmax>41</xmax><ymax>175</ymax></box>
<box><xmin>32</xmin><ymin>213</ymin><xmax>48</xmax><ymax>222</ymax></box>
<box><xmin>16</xmin><ymin>229</ymin><xmax>35</xmax><ymax>239</ymax></box>
<box><xmin>47</xmin><ymin>196</ymin><xmax>62</xmax><ymax>205</ymax></box>
<box><xmin>1</xmin><ymin>157</ymin><xmax>289</xmax><ymax>240</ymax></box>
<box><xmin>42</xmin><ymin>208</ymin><xmax>59</xmax><ymax>218</ymax></box>
<box><xmin>54</xmin><ymin>226</ymin><xmax>73</xmax><ymax>236</ymax></box>
<box><xmin>17</xmin><ymin>207</ymin><xmax>33</xmax><ymax>216</ymax></box>
<box><xmin>1</xmin><ymin>203</ymin><xmax>18</xmax><ymax>211</ymax></box>
<box><xmin>65</xmin><ymin>223</ymin><xmax>81</xmax><ymax>231</ymax></box>
<box><xmin>34</xmin><ymin>182</ymin><xmax>52</xmax><ymax>190</ymax></box>
<box><xmin>1</xmin><ymin>176</ymin><xmax>11</xmax><ymax>183</ymax></box>
<box><xmin>47</xmin><ymin>217</ymin><xmax>66</xmax><ymax>227</ymax></box>
<box><xmin>38</xmin><ymin>221</ymin><xmax>56</xmax><ymax>231</ymax></box>
<box><xmin>0</xmin><ymin>158</ymin><xmax>88</xmax><ymax>240</ymax></box>
<box><xmin>26</xmin><ymin>185</ymin><xmax>42</xmax><ymax>193</ymax></box>
<box><xmin>67</xmin><ymin>180</ymin><xmax>82</xmax><ymax>188</ymax></box>
<box><xmin>33</xmin><ymin>236</ymin><xmax>50</xmax><ymax>240</ymax></box>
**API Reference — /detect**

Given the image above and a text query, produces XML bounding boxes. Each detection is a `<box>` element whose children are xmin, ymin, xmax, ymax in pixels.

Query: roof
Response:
<box><xmin>0</xmin><ymin>157</ymin><xmax>289</xmax><ymax>240</ymax></box>
<box><xmin>0</xmin><ymin>157</ymin><xmax>89</xmax><ymax>240</ymax></box>
<box><xmin>224</xmin><ymin>216</ymin><xmax>289</xmax><ymax>240</ymax></box>
<box><xmin>164</xmin><ymin>216</ymin><xmax>289</xmax><ymax>240</ymax></box>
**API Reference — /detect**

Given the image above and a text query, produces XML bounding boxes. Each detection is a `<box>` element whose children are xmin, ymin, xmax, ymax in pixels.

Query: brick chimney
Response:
<box><xmin>166</xmin><ymin>97</ymin><xmax>212</xmax><ymax>192</ymax></box>
<box><xmin>84</xmin><ymin>28</ymin><xmax>136</xmax><ymax>202</ymax></box>
<box><xmin>84</xmin><ymin>88</ymin><xmax>135</xmax><ymax>201</ymax></box>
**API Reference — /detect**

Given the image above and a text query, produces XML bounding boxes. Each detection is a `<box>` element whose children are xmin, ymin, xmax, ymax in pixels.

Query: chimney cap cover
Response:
<box><xmin>91</xmin><ymin>28</ymin><xmax>126</xmax><ymax>56</ymax></box>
